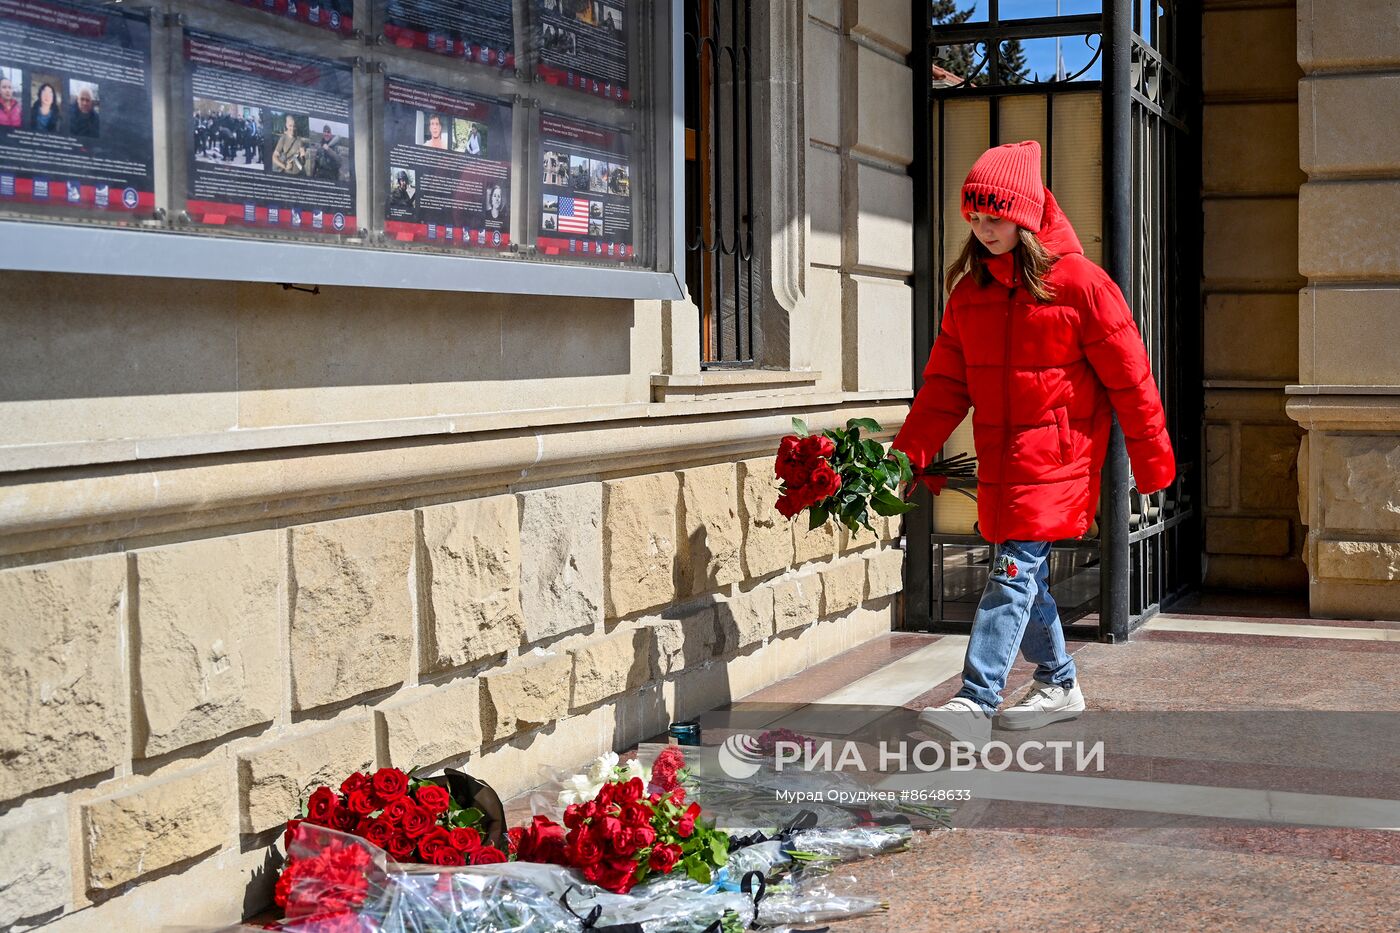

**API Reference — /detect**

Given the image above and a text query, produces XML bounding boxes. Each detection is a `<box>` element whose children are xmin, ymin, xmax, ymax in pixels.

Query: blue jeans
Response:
<box><xmin>954</xmin><ymin>540</ymin><xmax>1077</xmax><ymax>713</ymax></box>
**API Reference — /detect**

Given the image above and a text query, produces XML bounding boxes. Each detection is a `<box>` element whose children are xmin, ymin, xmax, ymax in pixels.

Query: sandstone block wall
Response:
<box><xmin>0</xmin><ymin>457</ymin><xmax>903</xmax><ymax>929</ymax></box>
<box><xmin>1286</xmin><ymin>0</ymin><xmax>1400</xmax><ymax>619</ymax></box>
<box><xmin>1200</xmin><ymin>0</ymin><xmax>1307</xmax><ymax>591</ymax></box>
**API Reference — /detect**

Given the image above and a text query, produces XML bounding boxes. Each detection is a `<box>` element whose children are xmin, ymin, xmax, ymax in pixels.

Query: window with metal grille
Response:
<box><xmin>683</xmin><ymin>0</ymin><xmax>757</xmax><ymax>366</ymax></box>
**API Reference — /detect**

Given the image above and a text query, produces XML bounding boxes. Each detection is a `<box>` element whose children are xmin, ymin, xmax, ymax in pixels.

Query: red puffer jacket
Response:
<box><xmin>893</xmin><ymin>188</ymin><xmax>1176</xmax><ymax>544</ymax></box>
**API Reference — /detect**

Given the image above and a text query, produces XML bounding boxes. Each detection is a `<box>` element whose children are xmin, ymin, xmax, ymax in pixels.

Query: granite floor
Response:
<box><xmin>502</xmin><ymin>593</ymin><xmax>1400</xmax><ymax>931</ymax></box>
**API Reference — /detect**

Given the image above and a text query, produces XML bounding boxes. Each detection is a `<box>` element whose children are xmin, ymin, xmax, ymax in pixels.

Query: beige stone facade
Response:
<box><xmin>1200</xmin><ymin>0</ymin><xmax>1308</xmax><ymax>591</ymax></box>
<box><xmin>0</xmin><ymin>4</ymin><xmax>914</xmax><ymax>928</ymax></box>
<box><xmin>1288</xmin><ymin>0</ymin><xmax>1400</xmax><ymax>618</ymax></box>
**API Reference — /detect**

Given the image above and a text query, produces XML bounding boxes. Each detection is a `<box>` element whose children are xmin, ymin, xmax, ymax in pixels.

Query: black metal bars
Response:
<box><xmin>683</xmin><ymin>0</ymin><xmax>755</xmax><ymax>366</ymax></box>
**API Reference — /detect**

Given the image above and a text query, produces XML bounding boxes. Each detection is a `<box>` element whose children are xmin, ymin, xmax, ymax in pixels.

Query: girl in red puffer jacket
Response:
<box><xmin>895</xmin><ymin>140</ymin><xmax>1176</xmax><ymax>747</ymax></box>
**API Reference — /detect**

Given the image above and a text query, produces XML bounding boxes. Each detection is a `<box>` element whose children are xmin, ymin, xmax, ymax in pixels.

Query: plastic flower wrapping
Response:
<box><xmin>185</xmin><ymin>745</ymin><xmax>945</xmax><ymax>931</ymax></box>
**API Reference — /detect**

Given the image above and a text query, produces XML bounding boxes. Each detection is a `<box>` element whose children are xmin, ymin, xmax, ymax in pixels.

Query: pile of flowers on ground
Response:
<box><xmin>276</xmin><ymin>765</ymin><xmax>499</xmax><ymax>910</ymax></box>
<box><xmin>512</xmin><ymin>745</ymin><xmax>726</xmax><ymax>894</ymax></box>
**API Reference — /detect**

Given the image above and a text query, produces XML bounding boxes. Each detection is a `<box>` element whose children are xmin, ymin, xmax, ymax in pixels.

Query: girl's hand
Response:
<box><xmin>903</xmin><ymin>473</ymin><xmax>947</xmax><ymax>501</ymax></box>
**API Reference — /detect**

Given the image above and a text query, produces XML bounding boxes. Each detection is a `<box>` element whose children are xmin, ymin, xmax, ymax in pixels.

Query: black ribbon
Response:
<box><xmin>739</xmin><ymin>870</ymin><xmax>767</xmax><ymax>928</ymax></box>
<box><xmin>559</xmin><ymin>885</ymin><xmax>644</xmax><ymax>933</ymax></box>
<box><xmin>726</xmin><ymin>807</ymin><xmax>820</xmax><ymax>853</ymax></box>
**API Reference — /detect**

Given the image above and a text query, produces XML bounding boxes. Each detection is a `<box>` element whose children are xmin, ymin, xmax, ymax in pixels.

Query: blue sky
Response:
<box><xmin>943</xmin><ymin>1</ymin><xmax>1141</xmax><ymax>82</ymax></box>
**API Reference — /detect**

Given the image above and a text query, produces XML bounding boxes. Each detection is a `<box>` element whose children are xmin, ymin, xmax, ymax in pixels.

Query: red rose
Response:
<box><xmin>346</xmin><ymin>789</ymin><xmax>375</xmax><ymax>816</ymax></box>
<box><xmin>363</xmin><ymin>818</ymin><xmax>394</xmax><ymax>850</ymax></box>
<box><xmin>372</xmin><ymin>767</ymin><xmax>409</xmax><ymax>805</ymax></box>
<box><xmin>648</xmin><ymin>842</ymin><xmax>681</xmax><ymax>872</ymax></box>
<box><xmin>381</xmin><ymin>799</ymin><xmax>412</xmax><ymax>825</ymax></box>
<box><xmin>775</xmin><ymin>493</ymin><xmax>804</xmax><ymax>518</ymax></box>
<box><xmin>563</xmin><ymin>803</ymin><xmax>586</xmax><ymax>830</ymax></box>
<box><xmin>340</xmin><ymin>772</ymin><xmax>370</xmax><ymax>797</ymax></box>
<box><xmin>620</xmin><ymin>801</ymin><xmax>651</xmax><ymax>827</ymax></box>
<box><xmin>306</xmin><ymin>786</ymin><xmax>340</xmax><ymax>825</ymax></box>
<box><xmin>570</xmin><ymin>832</ymin><xmax>603</xmax><ymax>866</ymax></box>
<box><xmin>676</xmin><ymin>802</ymin><xmax>702</xmax><ymax>838</ymax></box>
<box><xmin>613</xmin><ymin>777</ymin><xmax>643</xmax><ymax>805</ymax></box>
<box><xmin>630</xmin><ymin>825</ymin><xmax>656</xmax><ymax>850</ymax></box>
<box><xmin>431</xmin><ymin>847</ymin><xmax>466</xmax><ymax>867</ymax></box>
<box><xmin>599</xmin><ymin>858</ymin><xmax>639</xmax><ymax>894</ymax></box>
<box><xmin>778</xmin><ymin>434</ymin><xmax>800</xmax><ymax>473</ymax></box>
<box><xmin>471</xmin><ymin>845</ymin><xmax>507</xmax><ymax>865</ymax></box>
<box><xmin>387</xmin><ymin>833</ymin><xmax>415</xmax><ymax>862</ymax></box>
<box><xmin>517</xmin><ymin>815</ymin><xmax>568</xmax><ymax>865</ymax></box>
<box><xmin>418</xmin><ymin>827</ymin><xmax>451</xmax><ymax>858</ymax></box>
<box><xmin>799</xmin><ymin>434</ymin><xmax>836</xmax><ymax>461</ymax></box>
<box><xmin>507</xmin><ymin>826</ymin><xmax>522</xmax><ymax>854</ymax></box>
<box><xmin>283</xmin><ymin>818</ymin><xmax>304</xmax><ymax>852</ymax></box>
<box><xmin>581</xmin><ymin>861</ymin><xmax>604</xmax><ymax>884</ymax></box>
<box><xmin>449</xmin><ymin>827</ymin><xmax>480</xmax><ymax>852</ymax></box>
<box><xmin>331</xmin><ymin>806</ymin><xmax>359</xmax><ymax>832</ymax></box>
<box><xmin>414</xmin><ymin>783</ymin><xmax>451</xmax><ymax>816</ymax></box>
<box><xmin>590</xmin><ymin>816</ymin><xmax>623</xmax><ymax>848</ymax></box>
<box><xmin>806</xmin><ymin>461</ymin><xmax>841</xmax><ymax>501</ymax></box>
<box><xmin>400</xmin><ymin>803</ymin><xmax>432</xmax><ymax>839</ymax></box>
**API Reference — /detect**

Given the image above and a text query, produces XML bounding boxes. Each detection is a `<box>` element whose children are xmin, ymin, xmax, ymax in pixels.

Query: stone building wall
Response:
<box><xmin>1287</xmin><ymin>0</ymin><xmax>1400</xmax><ymax>618</ymax></box>
<box><xmin>1199</xmin><ymin>0</ymin><xmax>1308</xmax><ymax>591</ymax></box>
<box><xmin>0</xmin><ymin>3</ymin><xmax>919</xmax><ymax>929</ymax></box>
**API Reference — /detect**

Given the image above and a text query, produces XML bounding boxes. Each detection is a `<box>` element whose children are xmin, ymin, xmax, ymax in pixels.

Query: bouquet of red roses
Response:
<box><xmin>511</xmin><ymin>746</ymin><xmax>727</xmax><ymax>895</ymax></box>
<box><xmin>276</xmin><ymin>765</ymin><xmax>500</xmax><ymax>911</ymax></box>
<box><xmin>774</xmin><ymin>417</ymin><xmax>975</xmax><ymax>535</ymax></box>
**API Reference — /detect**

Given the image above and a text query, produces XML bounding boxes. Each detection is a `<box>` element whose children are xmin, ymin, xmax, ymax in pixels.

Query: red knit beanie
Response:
<box><xmin>960</xmin><ymin>140</ymin><xmax>1045</xmax><ymax>233</ymax></box>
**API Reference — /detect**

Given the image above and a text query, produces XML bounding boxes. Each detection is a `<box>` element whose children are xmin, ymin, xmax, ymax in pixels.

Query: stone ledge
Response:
<box><xmin>650</xmin><ymin>371</ymin><xmax>822</xmax><ymax>403</ymax></box>
<box><xmin>0</xmin><ymin>402</ymin><xmax>911</xmax><ymax>561</ymax></box>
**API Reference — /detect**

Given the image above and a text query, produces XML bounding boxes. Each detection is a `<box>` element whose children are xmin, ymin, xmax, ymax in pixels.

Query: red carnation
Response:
<box><xmin>372</xmin><ymin>767</ymin><xmax>409</xmax><ymax>805</ymax></box>
<box><xmin>648</xmin><ymin>842</ymin><xmax>682</xmax><ymax>873</ymax></box>
<box><xmin>471</xmin><ymin>845</ymin><xmax>507</xmax><ymax>865</ymax></box>
<box><xmin>650</xmin><ymin>747</ymin><xmax>685</xmax><ymax>791</ymax></box>
<box><xmin>306</xmin><ymin>786</ymin><xmax>340</xmax><ymax>825</ymax></box>
<box><xmin>414</xmin><ymin>783</ymin><xmax>451</xmax><ymax>816</ymax></box>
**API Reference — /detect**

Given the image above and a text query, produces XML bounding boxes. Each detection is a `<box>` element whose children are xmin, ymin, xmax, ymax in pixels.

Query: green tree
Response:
<box><xmin>1000</xmin><ymin>37</ymin><xmax>1032</xmax><ymax>84</ymax></box>
<box><xmin>930</xmin><ymin>1</ymin><xmax>977</xmax><ymax>81</ymax></box>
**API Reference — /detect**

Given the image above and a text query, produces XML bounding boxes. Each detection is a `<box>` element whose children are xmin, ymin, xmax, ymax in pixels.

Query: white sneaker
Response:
<box><xmin>995</xmin><ymin>680</ymin><xmax>1085</xmax><ymax>731</ymax></box>
<box><xmin>916</xmin><ymin>697</ymin><xmax>993</xmax><ymax>749</ymax></box>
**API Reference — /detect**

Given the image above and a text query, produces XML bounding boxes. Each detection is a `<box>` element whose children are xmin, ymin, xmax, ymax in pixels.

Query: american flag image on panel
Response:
<box><xmin>557</xmin><ymin>197</ymin><xmax>591</xmax><ymax>234</ymax></box>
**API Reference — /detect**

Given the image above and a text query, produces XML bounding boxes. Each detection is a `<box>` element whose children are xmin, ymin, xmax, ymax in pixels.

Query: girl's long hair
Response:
<box><xmin>945</xmin><ymin>228</ymin><xmax>1056</xmax><ymax>301</ymax></box>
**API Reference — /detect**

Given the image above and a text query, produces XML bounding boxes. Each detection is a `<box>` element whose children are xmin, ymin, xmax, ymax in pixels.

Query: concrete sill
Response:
<box><xmin>651</xmin><ymin>369</ymin><xmax>822</xmax><ymax>402</ymax></box>
<box><xmin>1284</xmin><ymin>384</ymin><xmax>1400</xmax><ymax>396</ymax></box>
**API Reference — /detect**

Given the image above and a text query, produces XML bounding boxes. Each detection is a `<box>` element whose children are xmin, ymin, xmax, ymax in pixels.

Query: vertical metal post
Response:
<box><xmin>905</xmin><ymin>0</ymin><xmax>934</xmax><ymax>631</ymax></box>
<box><xmin>1100</xmin><ymin>0</ymin><xmax>1133</xmax><ymax>642</ymax></box>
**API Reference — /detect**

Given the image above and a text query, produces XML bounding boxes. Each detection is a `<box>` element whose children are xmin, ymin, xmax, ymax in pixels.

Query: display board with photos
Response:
<box><xmin>0</xmin><ymin>0</ymin><xmax>674</xmax><ymax>289</ymax></box>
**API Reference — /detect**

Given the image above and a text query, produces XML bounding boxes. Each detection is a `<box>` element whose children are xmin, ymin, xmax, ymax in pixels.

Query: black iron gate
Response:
<box><xmin>905</xmin><ymin>0</ymin><xmax>1202</xmax><ymax>641</ymax></box>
